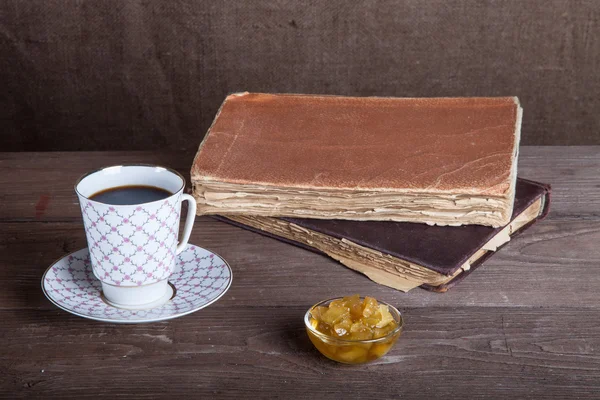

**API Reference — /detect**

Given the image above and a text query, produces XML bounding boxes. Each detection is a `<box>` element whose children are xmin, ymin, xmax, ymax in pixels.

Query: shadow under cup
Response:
<box><xmin>75</xmin><ymin>165</ymin><xmax>193</xmax><ymax>309</ymax></box>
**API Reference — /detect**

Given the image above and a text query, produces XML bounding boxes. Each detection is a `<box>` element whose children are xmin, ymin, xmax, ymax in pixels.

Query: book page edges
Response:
<box><xmin>222</xmin><ymin>196</ymin><xmax>543</xmax><ymax>292</ymax></box>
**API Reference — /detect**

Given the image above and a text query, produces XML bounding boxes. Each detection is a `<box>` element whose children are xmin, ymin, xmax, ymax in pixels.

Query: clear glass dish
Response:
<box><xmin>304</xmin><ymin>297</ymin><xmax>404</xmax><ymax>364</ymax></box>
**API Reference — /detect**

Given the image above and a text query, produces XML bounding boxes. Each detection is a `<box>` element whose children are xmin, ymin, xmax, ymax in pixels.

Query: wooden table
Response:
<box><xmin>1</xmin><ymin>148</ymin><xmax>599</xmax><ymax>399</ymax></box>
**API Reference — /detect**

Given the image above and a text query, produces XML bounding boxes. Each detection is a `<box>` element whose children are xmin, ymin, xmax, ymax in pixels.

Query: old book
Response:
<box><xmin>192</xmin><ymin>92</ymin><xmax>522</xmax><ymax>227</ymax></box>
<box><xmin>215</xmin><ymin>178</ymin><xmax>550</xmax><ymax>292</ymax></box>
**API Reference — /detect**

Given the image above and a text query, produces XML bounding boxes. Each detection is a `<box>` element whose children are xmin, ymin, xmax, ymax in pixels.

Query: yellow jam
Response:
<box><xmin>306</xmin><ymin>295</ymin><xmax>401</xmax><ymax>364</ymax></box>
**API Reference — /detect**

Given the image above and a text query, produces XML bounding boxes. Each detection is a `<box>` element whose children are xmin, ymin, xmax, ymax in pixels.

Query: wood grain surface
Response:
<box><xmin>1</xmin><ymin>148</ymin><xmax>599</xmax><ymax>399</ymax></box>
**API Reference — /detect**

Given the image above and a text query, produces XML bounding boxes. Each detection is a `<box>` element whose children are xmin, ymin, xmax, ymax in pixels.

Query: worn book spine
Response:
<box><xmin>421</xmin><ymin>178</ymin><xmax>551</xmax><ymax>292</ymax></box>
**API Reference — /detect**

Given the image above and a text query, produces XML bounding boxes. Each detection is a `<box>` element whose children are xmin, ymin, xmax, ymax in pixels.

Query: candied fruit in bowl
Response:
<box><xmin>304</xmin><ymin>295</ymin><xmax>403</xmax><ymax>364</ymax></box>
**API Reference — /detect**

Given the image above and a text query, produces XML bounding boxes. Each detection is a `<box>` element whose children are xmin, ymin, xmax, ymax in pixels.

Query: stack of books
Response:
<box><xmin>191</xmin><ymin>93</ymin><xmax>550</xmax><ymax>292</ymax></box>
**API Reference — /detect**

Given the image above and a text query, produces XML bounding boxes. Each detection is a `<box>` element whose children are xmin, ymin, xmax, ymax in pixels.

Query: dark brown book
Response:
<box><xmin>215</xmin><ymin>178</ymin><xmax>550</xmax><ymax>292</ymax></box>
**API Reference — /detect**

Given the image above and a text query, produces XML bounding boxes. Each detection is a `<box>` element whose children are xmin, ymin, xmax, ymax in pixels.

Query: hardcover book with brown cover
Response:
<box><xmin>216</xmin><ymin>178</ymin><xmax>550</xmax><ymax>292</ymax></box>
<box><xmin>192</xmin><ymin>92</ymin><xmax>522</xmax><ymax>227</ymax></box>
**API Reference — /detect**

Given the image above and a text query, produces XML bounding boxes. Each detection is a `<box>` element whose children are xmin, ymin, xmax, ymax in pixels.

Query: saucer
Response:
<box><xmin>42</xmin><ymin>244</ymin><xmax>232</xmax><ymax>324</ymax></box>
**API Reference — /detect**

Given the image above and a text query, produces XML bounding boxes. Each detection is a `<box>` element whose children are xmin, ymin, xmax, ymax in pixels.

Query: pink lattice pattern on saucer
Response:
<box><xmin>42</xmin><ymin>245</ymin><xmax>232</xmax><ymax>323</ymax></box>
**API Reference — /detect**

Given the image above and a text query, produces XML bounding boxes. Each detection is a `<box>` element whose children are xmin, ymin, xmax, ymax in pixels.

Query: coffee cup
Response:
<box><xmin>75</xmin><ymin>165</ymin><xmax>196</xmax><ymax>309</ymax></box>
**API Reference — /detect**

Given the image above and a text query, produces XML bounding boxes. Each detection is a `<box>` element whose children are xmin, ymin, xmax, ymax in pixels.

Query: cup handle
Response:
<box><xmin>176</xmin><ymin>194</ymin><xmax>197</xmax><ymax>255</ymax></box>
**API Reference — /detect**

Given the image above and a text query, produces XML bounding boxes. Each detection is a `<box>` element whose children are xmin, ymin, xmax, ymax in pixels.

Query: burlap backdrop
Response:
<box><xmin>1</xmin><ymin>0</ymin><xmax>599</xmax><ymax>151</ymax></box>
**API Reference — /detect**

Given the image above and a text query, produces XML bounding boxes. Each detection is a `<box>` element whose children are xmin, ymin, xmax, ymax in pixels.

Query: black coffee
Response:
<box><xmin>90</xmin><ymin>185</ymin><xmax>172</xmax><ymax>205</ymax></box>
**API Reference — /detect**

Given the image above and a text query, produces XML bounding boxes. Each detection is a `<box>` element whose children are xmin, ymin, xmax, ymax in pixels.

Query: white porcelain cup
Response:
<box><xmin>75</xmin><ymin>165</ymin><xmax>196</xmax><ymax>309</ymax></box>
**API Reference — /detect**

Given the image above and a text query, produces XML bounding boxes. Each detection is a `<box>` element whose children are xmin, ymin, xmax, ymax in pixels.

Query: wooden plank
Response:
<box><xmin>1</xmin><ymin>148</ymin><xmax>599</xmax><ymax>399</ymax></box>
<box><xmin>517</xmin><ymin>146</ymin><xmax>600</xmax><ymax>218</ymax></box>
<box><xmin>0</xmin><ymin>147</ymin><xmax>599</xmax><ymax>221</ymax></box>
<box><xmin>0</xmin><ymin>151</ymin><xmax>193</xmax><ymax>222</ymax></box>
<box><xmin>1</xmin><ymin>307</ymin><xmax>599</xmax><ymax>399</ymax></box>
<box><xmin>2</xmin><ymin>217</ymin><xmax>599</xmax><ymax>310</ymax></box>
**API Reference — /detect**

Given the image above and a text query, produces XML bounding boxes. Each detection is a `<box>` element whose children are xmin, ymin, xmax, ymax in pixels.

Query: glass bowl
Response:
<box><xmin>304</xmin><ymin>297</ymin><xmax>403</xmax><ymax>364</ymax></box>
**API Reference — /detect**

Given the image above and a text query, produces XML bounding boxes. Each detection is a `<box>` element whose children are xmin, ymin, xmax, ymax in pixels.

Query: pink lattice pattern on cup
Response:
<box><xmin>80</xmin><ymin>195</ymin><xmax>181</xmax><ymax>286</ymax></box>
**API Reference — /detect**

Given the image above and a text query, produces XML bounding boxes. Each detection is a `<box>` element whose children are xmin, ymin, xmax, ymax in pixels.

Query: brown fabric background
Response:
<box><xmin>1</xmin><ymin>0</ymin><xmax>599</xmax><ymax>151</ymax></box>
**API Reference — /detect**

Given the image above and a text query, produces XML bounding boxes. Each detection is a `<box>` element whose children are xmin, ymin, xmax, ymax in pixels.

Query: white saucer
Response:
<box><xmin>42</xmin><ymin>244</ymin><xmax>232</xmax><ymax>324</ymax></box>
